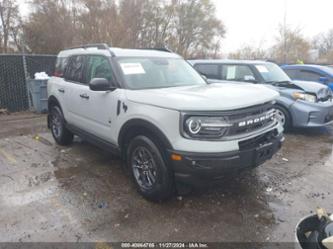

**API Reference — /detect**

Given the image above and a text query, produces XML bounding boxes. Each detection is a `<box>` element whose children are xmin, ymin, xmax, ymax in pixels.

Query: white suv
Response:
<box><xmin>48</xmin><ymin>44</ymin><xmax>284</xmax><ymax>201</ymax></box>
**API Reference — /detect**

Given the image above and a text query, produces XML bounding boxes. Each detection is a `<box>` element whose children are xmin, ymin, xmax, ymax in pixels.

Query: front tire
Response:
<box><xmin>49</xmin><ymin>106</ymin><xmax>74</xmax><ymax>146</ymax></box>
<box><xmin>275</xmin><ymin>105</ymin><xmax>291</xmax><ymax>130</ymax></box>
<box><xmin>127</xmin><ymin>135</ymin><xmax>174</xmax><ymax>202</ymax></box>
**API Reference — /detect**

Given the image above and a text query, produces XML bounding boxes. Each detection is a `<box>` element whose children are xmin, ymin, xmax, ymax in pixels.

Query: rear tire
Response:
<box><xmin>127</xmin><ymin>135</ymin><xmax>174</xmax><ymax>202</ymax></box>
<box><xmin>275</xmin><ymin>105</ymin><xmax>291</xmax><ymax>130</ymax></box>
<box><xmin>49</xmin><ymin>106</ymin><xmax>74</xmax><ymax>146</ymax></box>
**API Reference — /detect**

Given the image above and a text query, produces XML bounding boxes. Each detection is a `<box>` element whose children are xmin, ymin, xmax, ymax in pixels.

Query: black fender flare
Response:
<box><xmin>118</xmin><ymin>119</ymin><xmax>174</xmax><ymax>153</ymax></box>
<box><xmin>47</xmin><ymin>96</ymin><xmax>64</xmax><ymax>128</ymax></box>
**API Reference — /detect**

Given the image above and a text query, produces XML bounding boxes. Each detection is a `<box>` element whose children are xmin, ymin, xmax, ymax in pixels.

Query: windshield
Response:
<box><xmin>255</xmin><ymin>63</ymin><xmax>291</xmax><ymax>83</ymax></box>
<box><xmin>117</xmin><ymin>58</ymin><xmax>206</xmax><ymax>90</ymax></box>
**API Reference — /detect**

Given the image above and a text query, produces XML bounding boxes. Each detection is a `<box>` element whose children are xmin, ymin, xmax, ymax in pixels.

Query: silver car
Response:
<box><xmin>190</xmin><ymin>60</ymin><xmax>333</xmax><ymax>129</ymax></box>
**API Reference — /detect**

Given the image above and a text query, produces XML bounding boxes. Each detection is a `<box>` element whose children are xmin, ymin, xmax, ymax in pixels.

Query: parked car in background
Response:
<box><xmin>281</xmin><ymin>64</ymin><xmax>333</xmax><ymax>90</ymax></box>
<box><xmin>48</xmin><ymin>45</ymin><xmax>284</xmax><ymax>201</ymax></box>
<box><xmin>190</xmin><ymin>60</ymin><xmax>333</xmax><ymax>129</ymax></box>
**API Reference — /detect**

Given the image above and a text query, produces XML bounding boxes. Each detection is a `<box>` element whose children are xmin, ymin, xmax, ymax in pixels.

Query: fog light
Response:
<box><xmin>171</xmin><ymin>154</ymin><xmax>182</xmax><ymax>161</ymax></box>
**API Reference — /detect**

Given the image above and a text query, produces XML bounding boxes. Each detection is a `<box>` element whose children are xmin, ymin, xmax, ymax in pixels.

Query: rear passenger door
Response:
<box><xmin>63</xmin><ymin>55</ymin><xmax>90</xmax><ymax>129</ymax></box>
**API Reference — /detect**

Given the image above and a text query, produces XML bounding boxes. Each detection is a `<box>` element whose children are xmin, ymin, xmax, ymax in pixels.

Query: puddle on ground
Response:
<box><xmin>325</xmin><ymin>148</ymin><xmax>333</xmax><ymax>167</ymax></box>
<box><xmin>1</xmin><ymin>185</ymin><xmax>58</xmax><ymax>207</ymax></box>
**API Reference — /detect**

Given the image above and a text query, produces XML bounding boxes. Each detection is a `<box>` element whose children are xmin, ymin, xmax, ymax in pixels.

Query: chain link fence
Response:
<box><xmin>0</xmin><ymin>54</ymin><xmax>56</xmax><ymax>112</ymax></box>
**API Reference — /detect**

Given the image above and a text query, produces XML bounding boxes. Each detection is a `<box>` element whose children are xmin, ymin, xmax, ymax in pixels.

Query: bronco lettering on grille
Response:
<box><xmin>238</xmin><ymin>110</ymin><xmax>275</xmax><ymax>128</ymax></box>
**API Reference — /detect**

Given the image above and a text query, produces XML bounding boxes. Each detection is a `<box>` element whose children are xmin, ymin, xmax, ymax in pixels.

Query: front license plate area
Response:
<box><xmin>255</xmin><ymin>142</ymin><xmax>274</xmax><ymax>166</ymax></box>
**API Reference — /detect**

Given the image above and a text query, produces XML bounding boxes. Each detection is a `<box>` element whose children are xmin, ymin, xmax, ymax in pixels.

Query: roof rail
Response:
<box><xmin>66</xmin><ymin>43</ymin><xmax>115</xmax><ymax>56</ymax></box>
<box><xmin>138</xmin><ymin>47</ymin><xmax>173</xmax><ymax>53</ymax></box>
<box><xmin>68</xmin><ymin>43</ymin><xmax>110</xmax><ymax>50</ymax></box>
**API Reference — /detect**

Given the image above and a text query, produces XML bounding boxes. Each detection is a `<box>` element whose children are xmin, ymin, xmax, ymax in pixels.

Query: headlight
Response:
<box><xmin>183</xmin><ymin>116</ymin><xmax>232</xmax><ymax>138</ymax></box>
<box><xmin>292</xmin><ymin>92</ymin><xmax>317</xmax><ymax>103</ymax></box>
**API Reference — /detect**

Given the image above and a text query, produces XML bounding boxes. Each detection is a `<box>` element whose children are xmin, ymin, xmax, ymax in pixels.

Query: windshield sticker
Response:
<box><xmin>120</xmin><ymin>63</ymin><xmax>146</xmax><ymax>75</ymax></box>
<box><xmin>226</xmin><ymin>66</ymin><xmax>236</xmax><ymax>79</ymax></box>
<box><xmin>256</xmin><ymin>65</ymin><xmax>269</xmax><ymax>73</ymax></box>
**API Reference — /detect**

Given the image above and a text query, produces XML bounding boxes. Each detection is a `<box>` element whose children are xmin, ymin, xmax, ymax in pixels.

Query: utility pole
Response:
<box><xmin>283</xmin><ymin>0</ymin><xmax>287</xmax><ymax>64</ymax></box>
<box><xmin>21</xmin><ymin>34</ymin><xmax>31</xmax><ymax>110</ymax></box>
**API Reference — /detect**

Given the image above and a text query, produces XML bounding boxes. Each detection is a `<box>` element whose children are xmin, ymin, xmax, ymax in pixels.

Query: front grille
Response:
<box><xmin>325</xmin><ymin>114</ymin><xmax>333</xmax><ymax>123</ymax></box>
<box><xmin>317</xmin><ymin>88</ymin><xmax>332</xmax><ymax>102</ymax></box>
<box><xmin>318</xmin><ymin>95</ymin><xmax>332</xmax><ymax>102</ymax></box>
<box><xmin>181</xmin><ymin>101</ymin><xmax>277</xmax><ymax>141</ymax></box>
<box><xmin>226</xmin><ymin>102</ymin><xmax>276</xmax><ymax>137</ymax></box>
<box><xmin>239</xmin><ymin>129</ymin><xmax>278</xmax><ymax>151</ymax></box>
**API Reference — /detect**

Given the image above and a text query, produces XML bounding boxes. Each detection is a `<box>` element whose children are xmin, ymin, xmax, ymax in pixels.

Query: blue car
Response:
<box><xmin>281</xmin><ymin>64</ymin><xmax>333</xmax><ymax>90</ymax></box>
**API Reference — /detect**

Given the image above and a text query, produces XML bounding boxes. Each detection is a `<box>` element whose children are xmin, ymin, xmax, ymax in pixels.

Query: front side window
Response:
<box><xmin>283</xmin><ymin>69</ymin><xmax>299</xmax><ymax>79</ymax></box>
<box><xmin>221</xmin><ymin>65</ymin><xmax>256</xmax><ymax>82</ymax></box>
<box><xmin>86</xmin><ymin>55</ymin><xmax>113</xmax><ymax>83</ymax></box>
<box><xmin>64</xmin><ymin>55</ymin><xmax>86</xmax><ymax>83</ymax></box>
<box><xmin>117</xmin><ymin>58</ymin><xmax>206</xmax><ymax>90</ymax></box>
<box><xmin>194</xmin><ymin>64</ymin><xmax>220</xmax><ymax>79</ymax></box>
<box><xmin>255</xmin><ymin>63</ymin><xmax>291</xmax><ymax>83</ymax></box>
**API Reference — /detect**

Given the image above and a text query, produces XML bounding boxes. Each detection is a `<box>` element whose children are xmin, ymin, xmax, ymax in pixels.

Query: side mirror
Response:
<box><xmin>244</xmin><ymin>75</ymin><xmax>257</xmax><ymax>83</ymax></box>
<box><xmin>319</xmin><ymin>77</ymin><xmax>329</xmax><ymax>84</ymax></box>
<box><xmin>201</xmin><ymin>74</ymin><xmax>208</xmax><ymax>81</ymax></box>
<box><xmin>89</xmin><ymin>78</ymin><xmax>116</xmax><ymax>91</ymax></box>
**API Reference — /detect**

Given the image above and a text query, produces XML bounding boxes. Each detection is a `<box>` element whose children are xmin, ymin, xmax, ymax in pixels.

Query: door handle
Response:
<box><xmin>79</xmin><ymin>93</ymin><xmax>90</xmax><ymax>100</ymax></box>
<box><xmin>58</xmin><ymin>88</ymin><xmax>65</xmax><ymax>93</ymax></box>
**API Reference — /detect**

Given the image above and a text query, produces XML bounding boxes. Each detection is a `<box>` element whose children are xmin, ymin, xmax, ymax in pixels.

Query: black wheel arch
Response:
<box><xmin>118</xmin><ymin>119</ymin><xmax>173</xmax><ymax>159</ymax></box>
<box><xmin>48</xmin><ymin>95</ymin><xmax>62</xmax><ymax>111</ymax></box>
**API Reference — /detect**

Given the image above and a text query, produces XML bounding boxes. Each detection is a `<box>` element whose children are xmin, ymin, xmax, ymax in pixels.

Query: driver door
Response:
<box><xmin>82</xmin><ymin>55</ymin><xmax>121</xmax><ymax>143</ymax></box>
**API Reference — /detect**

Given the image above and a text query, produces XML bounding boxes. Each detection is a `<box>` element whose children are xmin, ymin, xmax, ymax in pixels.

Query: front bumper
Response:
<box><xmin>290</xmin><ymin>99</ymin><xmax>333</xmax><ymax>127</ymax></box>
<box><xmin>169</xmin><ymin>130</ymin><xmax>284</xmax><ymax>186</ymax></box>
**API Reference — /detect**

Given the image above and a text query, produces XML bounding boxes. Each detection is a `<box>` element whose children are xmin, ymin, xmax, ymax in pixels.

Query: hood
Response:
<box><xmin>283</xmin><ymin>80</ymin><xmax>332</xmax><ymax>101</ymax></box>
<box><xmin>271</xmin><ymin>80</ymin><xmax>332</xmax><ymax>101</ymax></box>
<box><xmin>125</xmin><ymin>83</ymin><xmax>279</xmax><ymax>111</ymax></box>
<box><xmin>292</xmin><ymin>80</ymin><xmax>331</xmax><ymax>96</ymax></box>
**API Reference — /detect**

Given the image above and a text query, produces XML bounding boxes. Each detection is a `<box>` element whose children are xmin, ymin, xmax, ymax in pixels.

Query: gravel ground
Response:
<box><xmin>0</xmin><ymin>112</ymin><xmax>332</xmax><ymax>243</ymax></box>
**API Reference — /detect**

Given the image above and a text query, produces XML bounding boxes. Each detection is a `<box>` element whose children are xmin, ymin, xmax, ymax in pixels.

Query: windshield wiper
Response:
<box><xmin>265</xmin><ymin>80</ymin><xmax>291</xmax><ymax>86</ymax></box>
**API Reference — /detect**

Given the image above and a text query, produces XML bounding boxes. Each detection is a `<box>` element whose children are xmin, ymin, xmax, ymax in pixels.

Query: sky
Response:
<box><xmin>213</xmin><ymin>0</ymin><xmax>333</xmax><ymax>53</ymax></box>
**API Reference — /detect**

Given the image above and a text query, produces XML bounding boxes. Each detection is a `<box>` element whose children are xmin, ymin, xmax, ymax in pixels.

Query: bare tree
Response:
<box><xmin>313</xmin><ymin>29</ymin><xmax>333</xmax><ymax>63</ymax></box>
<box><xmin>22</xmin><ymin>0</ymin><xmax>225</xmax><ymax>57</ymax></box>
<box><xmin>270</xmin><ymin>24</ymin><xmax>311</xmax><ymax>64</ymax></box>
<box><xmin>0</xmin><ymin>0</ymin><xmax>21</xmax><ymax>52</ymax></box>
<box><xmin>168</xmin><ymin>0</ymin><xmax>225</xmax><ymax>58</ymax></box>
<box><xmin>23</xmin><ymin>0</ymin><xmax>76</xmax><ymax>54</ymax></box>
<box><xmin>228</xmin><ymin>45</ymin><xmax>267</xmax><ymax>60</ymax></box>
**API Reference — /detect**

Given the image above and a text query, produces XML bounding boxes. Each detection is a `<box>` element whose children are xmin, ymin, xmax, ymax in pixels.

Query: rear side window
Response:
<box><xmin>221</xmin><ymin>65</ymin><xmax>256</xmax><ymax>82</ymax></box>
<box><xmin>64</xmin><ymin>55</ymin><xmax>86</xmax><ymax>83</ymax></box>
<box><xmin>298</xmin><ymin>70</ymin><xmax>324</xmax><ymax>82</ymax></box>
<box><xmin>54</xmin><ymin>57</ymin><xmax>68</xmax><ymax>78</ymax></box>
<box><xmin>194</xmin><ymin>64</ymin><xmax>220</xmax><ymax>79</ymax></box>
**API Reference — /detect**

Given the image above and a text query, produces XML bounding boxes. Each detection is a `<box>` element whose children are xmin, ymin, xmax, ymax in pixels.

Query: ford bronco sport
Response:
<box><xmin>48</xmin><ymin>44</ymin><xmax>284</xmax><ymax>201</ymax></box>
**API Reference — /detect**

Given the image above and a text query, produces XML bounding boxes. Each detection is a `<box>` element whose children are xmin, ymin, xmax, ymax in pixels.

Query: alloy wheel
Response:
<box><xmin>131</xmin><ymin>146</ymin><xmax>157</xmax><ymax>190</ymax></box>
